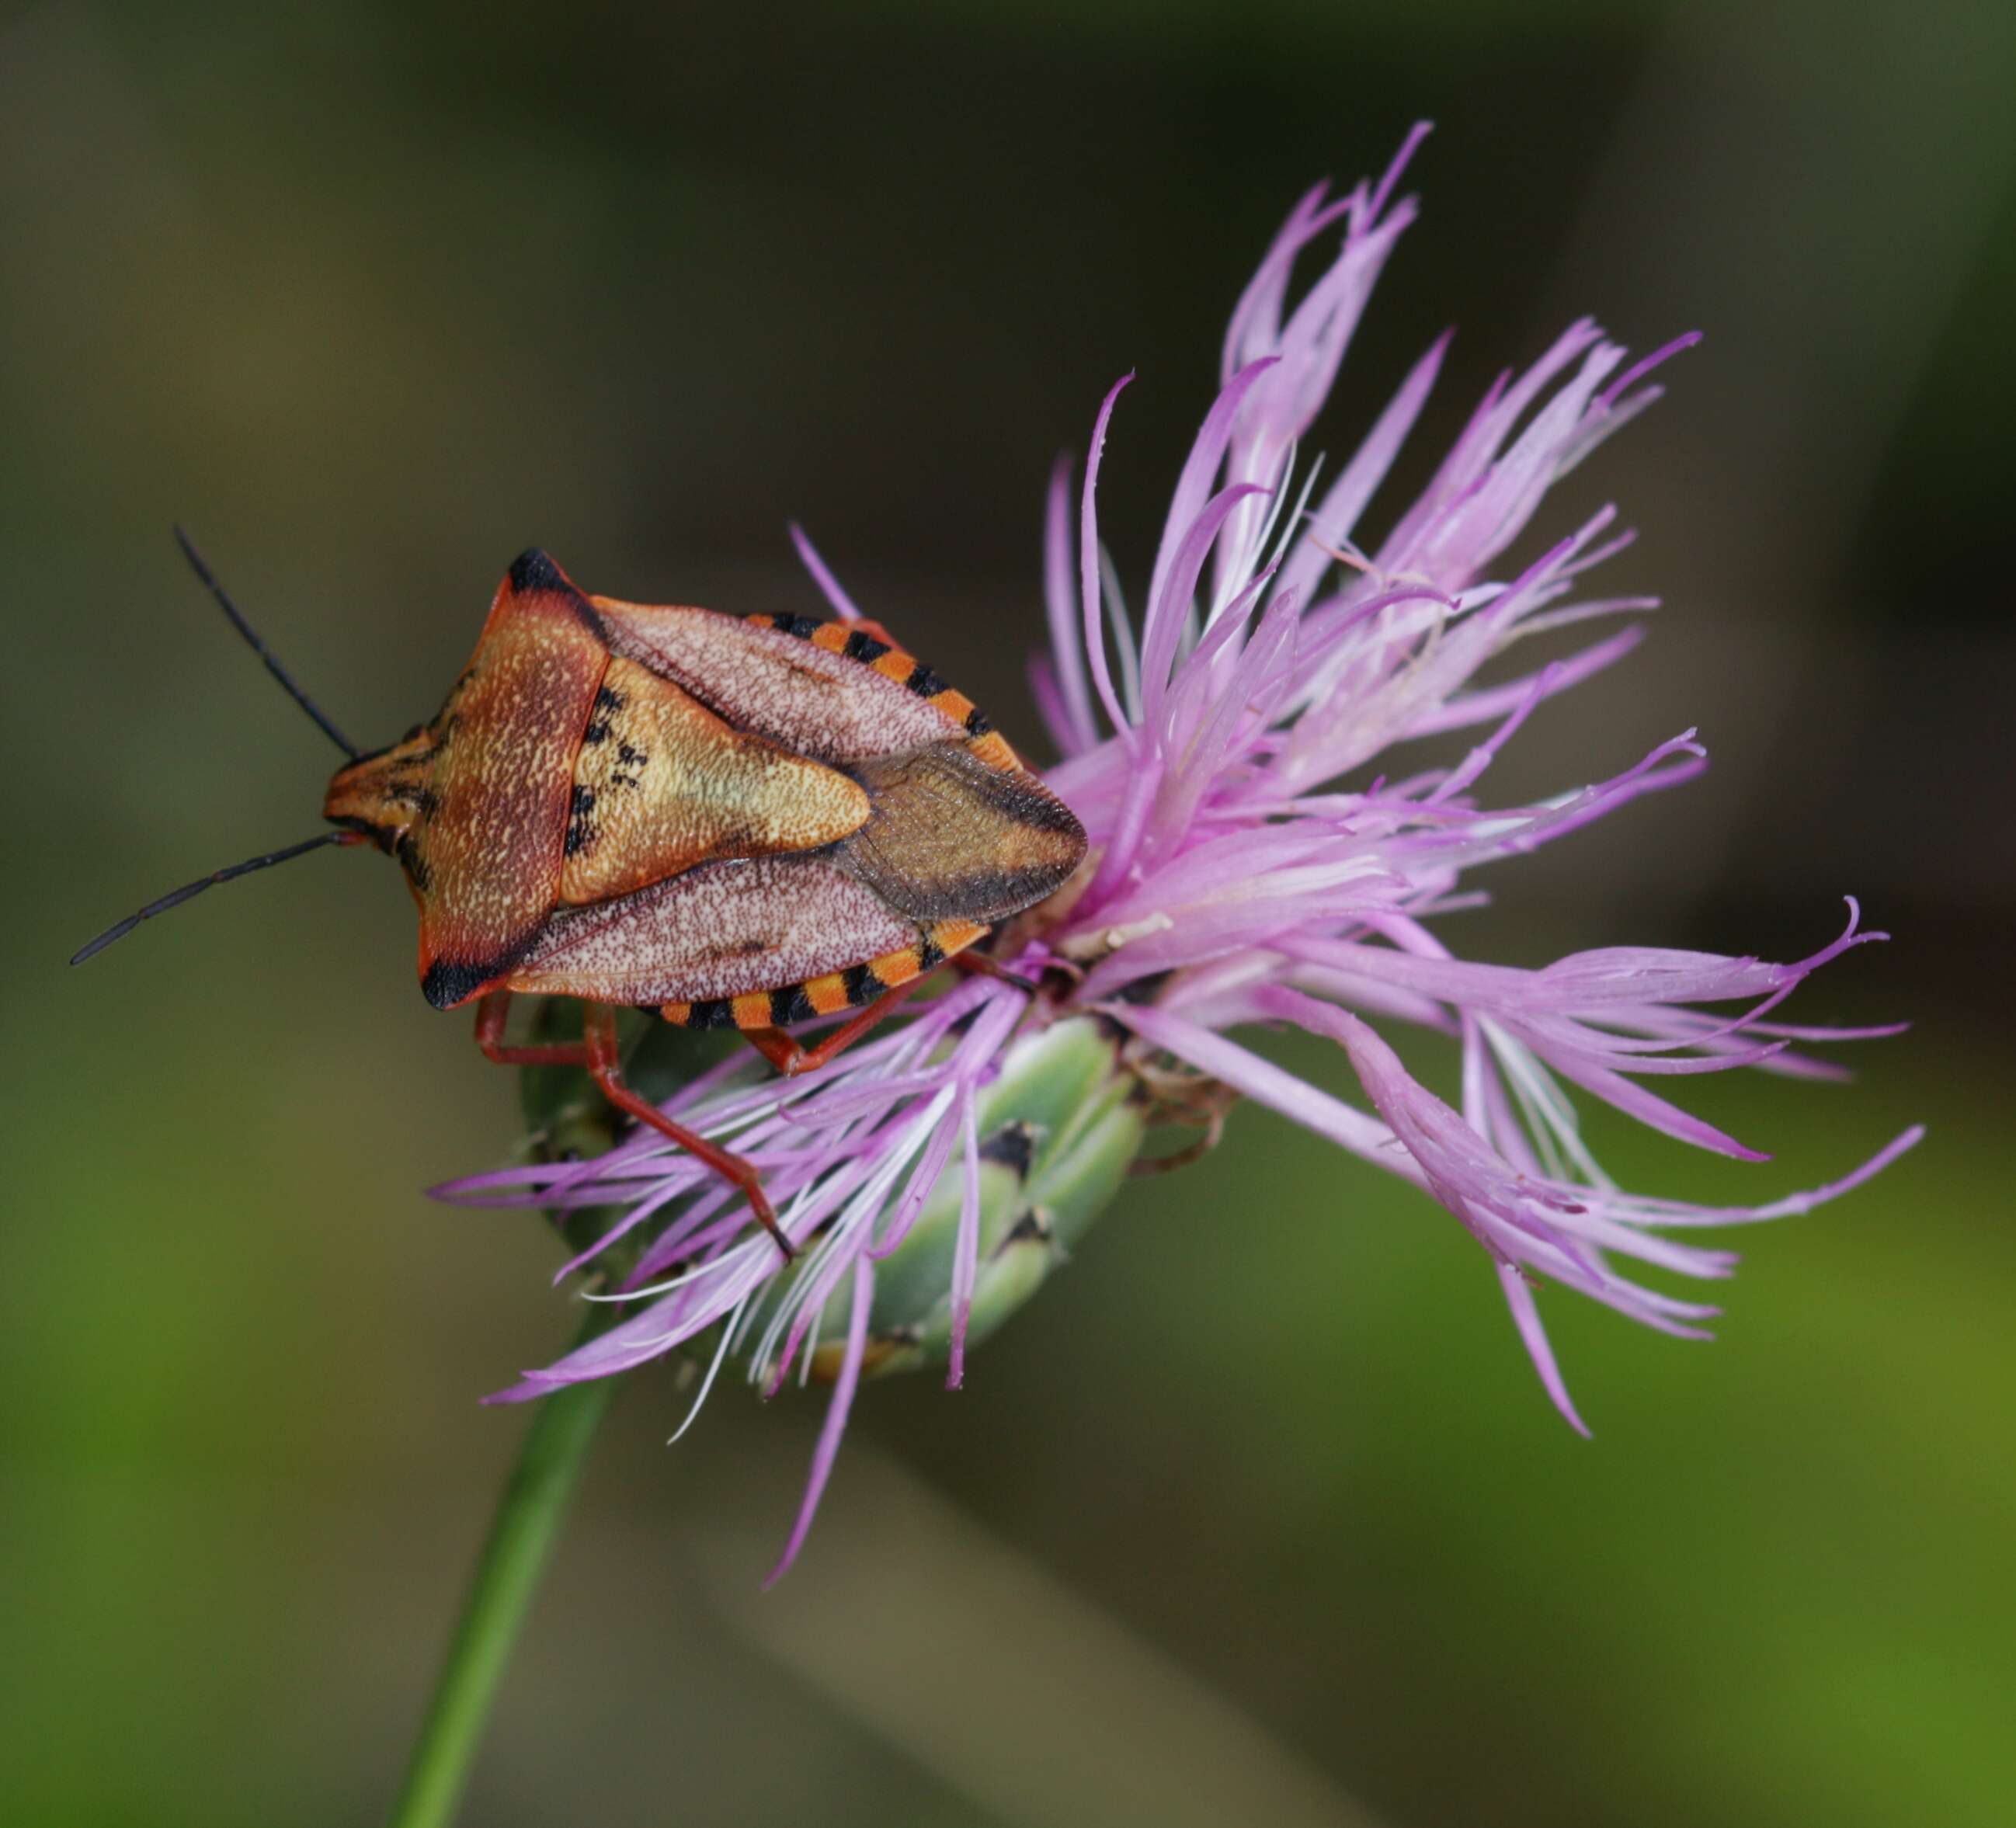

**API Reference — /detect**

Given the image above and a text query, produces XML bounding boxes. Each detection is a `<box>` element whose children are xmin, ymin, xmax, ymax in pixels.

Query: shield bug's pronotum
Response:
<box><xmin>75</xmin><ymin>533</ymin><xmax>1089</xmax><ymax>1257</ymax></box>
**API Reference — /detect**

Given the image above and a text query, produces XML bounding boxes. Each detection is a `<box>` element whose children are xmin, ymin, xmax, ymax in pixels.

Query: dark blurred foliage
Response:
<box><xmin>4</xmin><ymin>3</ymin><xmax>2011</xmax><ymax>1826</ymax></box>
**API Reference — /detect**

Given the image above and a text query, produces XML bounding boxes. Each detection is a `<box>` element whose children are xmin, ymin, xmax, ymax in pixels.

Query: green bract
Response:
<box><xmin>791</xmin><ymin>1017</ymin><xmax>1144</xmax><ymax>1378</ymax></box>
<box><xmin>516</xmin><ymin>1008</ymin><xmax>1145</xmax><ymax>1379</ymax></box>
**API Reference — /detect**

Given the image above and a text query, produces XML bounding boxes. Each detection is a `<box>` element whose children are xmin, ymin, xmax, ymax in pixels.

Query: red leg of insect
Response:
<box><xmin>742</xmin><ymin>979</ymin><xmax>925</xmax><ymax>1078</ymax></box>
<box><xmin>474</xmin><ymin>990</ymin><xmax>596</xmax><ymax>1066</ymax></box>
<box><xmin>850</xmin><ymin>617</ymin><xmax>901</xmax><ymax>648</ymax></box>
<box><xmin>578</xmin><ymin>1006</ymin><xmax>795</xmax><ymax>1264</ymax></box>
<box><xmin>474</xmin><ymin>992</ymin><xmax>794</xmax><ymax>1264</ymax></box>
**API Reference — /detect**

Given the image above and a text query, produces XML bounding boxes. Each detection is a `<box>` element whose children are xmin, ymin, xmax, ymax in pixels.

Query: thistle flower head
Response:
<box><xmin>440</xmin><ymin>127</ymin><xmax>1917</xmax><ymax>1580</ymax></box>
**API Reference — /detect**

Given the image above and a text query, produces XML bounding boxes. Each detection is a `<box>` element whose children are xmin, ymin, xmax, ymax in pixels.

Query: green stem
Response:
<box><xmin>385</xmin><ymin>1312</ymin><xmax>617</xmax><ymax>1828</ymax></box>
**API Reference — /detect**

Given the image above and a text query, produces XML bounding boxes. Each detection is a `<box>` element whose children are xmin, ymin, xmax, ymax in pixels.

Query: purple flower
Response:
<box><xmin>439</xmin><ymin>126</ymin><xmax>1917</xmax><ymax>1580</ymax></box>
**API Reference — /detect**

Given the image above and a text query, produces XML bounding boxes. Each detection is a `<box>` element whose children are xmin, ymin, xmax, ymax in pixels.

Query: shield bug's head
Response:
<box><xmin>323</xmin><ymin>723</ymin><xmax>440</xmax><ymax>878</ymax></box>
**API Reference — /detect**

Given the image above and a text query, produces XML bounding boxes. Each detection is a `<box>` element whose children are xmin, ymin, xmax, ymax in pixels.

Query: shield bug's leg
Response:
<box><xmin>578</xmin><ymin>1004</ymin><xmax>797</xmax><ymax>1265</ymax></box>
<box><xmin>742</xmin><ymin>980</ymin><xmax>924</xmax><ymax>1079</ymax></box>
<box><xmin>473</xmin><ymin>993</ymin><xmax>794</xmax><ymax>1264</ymax></box>
<box><xmin>474</xmin><ymin>990</ymin><xmax>594</xmax><ymax>1067</ymax></box>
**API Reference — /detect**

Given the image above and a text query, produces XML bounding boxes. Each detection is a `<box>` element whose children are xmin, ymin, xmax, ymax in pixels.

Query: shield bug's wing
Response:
<box><xmin>558</xmin><ymin>656</ymin><xmax>870</xmax><ymax>905</ymax></box>
<box><xmin>589</xmin><ymin>598</ymin><xmax>1086</xmax><ymax>925</ymax></box>
<box><xmin>503</xmin><ymin>852</ymin><xmax>979</xmax><ymax>1015</ymax></box>
<box><xmin>832</xmin><ymin>739</ymin><xmax>1086</xmax><ymax>923</ymax></box>
<box><xmin>727</xmin><ymin>610</ymin><xmax>1067</xmax><ymax>793</ymax></box>
<box><xmin>589</xmin><ymin>598</ymin><xmax>960</xmax><ymax>763</ymax></box>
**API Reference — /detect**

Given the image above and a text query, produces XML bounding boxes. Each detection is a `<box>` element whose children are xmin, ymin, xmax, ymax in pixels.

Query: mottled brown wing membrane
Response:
<box><xmin>504</xmin><ymin>853</ymin><xmax>922</xmax><ymax>1006</ymax></box>
<box><xmin>589</xmin><ymin>597</ymin><xmax>954</xmax><ymax>763</ymax></box>
<box><xmin>832</xmin><ymin>739</ymin><xmax>1087</xmax><ymax>923</ymax></box>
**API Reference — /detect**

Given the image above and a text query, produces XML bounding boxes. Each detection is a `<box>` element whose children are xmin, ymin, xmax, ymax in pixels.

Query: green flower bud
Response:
<box><xmin>793</xmin><ymin>1017</ymin><xmax>1146</xmax><ymax>1379</ymax></box>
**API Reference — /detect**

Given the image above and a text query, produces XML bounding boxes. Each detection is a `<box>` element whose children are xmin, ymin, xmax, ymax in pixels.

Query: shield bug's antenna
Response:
<box><xmin>172</xmin><ymin>524</ymin><xmax>361</xmax><ymax>759</ymax></box>
<box><xmin>69</xmin><ymin>832</ymin><xmax>357</xmax><ymax>966</ymax></box>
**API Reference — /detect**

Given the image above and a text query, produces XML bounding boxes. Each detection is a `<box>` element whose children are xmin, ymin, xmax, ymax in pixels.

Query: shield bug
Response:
<box><xmin>75</xmin><ymin>533</ymin><xmax>1088</xmax><ymax>1259</ymax></box>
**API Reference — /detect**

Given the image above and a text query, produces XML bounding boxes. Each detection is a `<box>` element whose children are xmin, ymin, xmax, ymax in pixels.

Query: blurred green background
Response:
<box><xmin>5</xmin><ymin>2</ymin><xmax>2012</xmax><ymax>1824</ymax></box>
